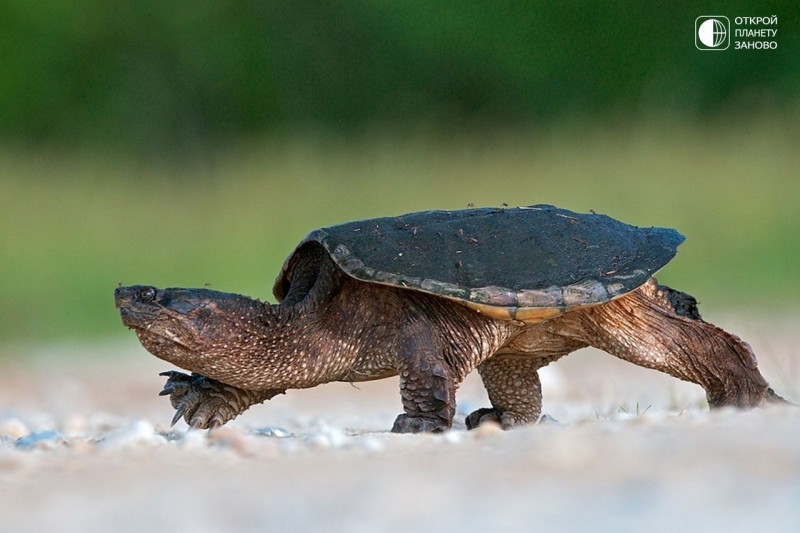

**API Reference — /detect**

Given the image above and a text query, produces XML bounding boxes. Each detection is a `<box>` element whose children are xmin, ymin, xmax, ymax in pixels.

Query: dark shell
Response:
<box><xmin>274</xmin><ymin>205</ymin><xmax>684</xmax><ymax>322</ymax></box>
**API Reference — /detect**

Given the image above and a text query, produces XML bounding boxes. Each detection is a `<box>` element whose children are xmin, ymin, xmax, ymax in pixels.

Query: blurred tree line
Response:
<box><xmin>1</xmin><ymin>0</ymin><xmax>797</xmax><ymax>153</ymax></box>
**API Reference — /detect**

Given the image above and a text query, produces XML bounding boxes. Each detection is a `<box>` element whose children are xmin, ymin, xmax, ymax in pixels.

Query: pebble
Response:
<box><xmin>305</xmin><ymin>424</ymin><xmax>349</xmax><ymax>449</ymax></box>
<box><xmin>95</xmin><ymin>420</ymin><xmax>167</xmax><ymax>451</ymax></box>
<box><xmin>178</xmin><ymin>429</ymin><xmax>208</xmax><ymax>451</ymax></box>
<box><xmin>253</xmin><ymin>426</ymin><xmax>292</xmax><ymax>438</ymax></box>
<box><xmin>471</xmin><ymin>420</ymin><xmax>502</xmax><ymax>438</ymax></box>
<box><xmin>15</xmin><ymin>430</ymin><xmax>66</xmax><ymax>451</ymax></box>
<box><xmin>208</xmin><ymin>427</ymin><xmax>256</xmax><ymax>457</ymax></box>
<box><xmin>61</xmin><ymin>413</ymin><xmax>88</xmax><ymax>436</ymax></box>
<box><xmin>0</xmin><ymin>418</ymin><xmax>30</xmax><ymax>440</ymax></box>
<box><xmin>0</xmin><ymin>404</ymin><xmax>753</xmax><ymax>459</ymax></box>
<box><xmin>444</xmin><ymin>429</ymin><xmax>465</xmax><ymax>443</ymax></box>
<box><xmin>358</xmin><ymin>435</ymin><xmax>386</xmax><ymax>452</ymax></box>
<box><xmin>538</xmin><ymin>414</ymin><xmax>561</xmax><ymax>426</ymax></box>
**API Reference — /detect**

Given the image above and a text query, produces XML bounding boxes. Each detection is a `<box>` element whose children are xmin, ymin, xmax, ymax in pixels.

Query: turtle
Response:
<box><xmin>114</xmin><ymin>205</ymin><xmax>786</xmax><ymax>432</ymax></box>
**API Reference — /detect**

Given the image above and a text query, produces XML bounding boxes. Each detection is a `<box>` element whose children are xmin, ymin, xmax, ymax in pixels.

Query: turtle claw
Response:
<box><xmin>465</xmin><ymin>407</ymin><xmax>501</xmax><ymax>430</ymax></box>
<box><xmin>158</xmin><ymin>370</ymin><xmax>193</xmax><ymax>397</ymax></box>
<box><xmin>158</xmin><ymin>370</ymin><xmax>222</xmax><ymax>429</ymax></box>
<box><xmin>159</xmin><ymin>370</ymin><xmax>188</xmax><ymax>381</ymax></box>
<box><xmin>158</xmin><ymin>369</ymin><xmax>263</xmax><ymax>430</ymax></box>
<box><xmin>465</xmin><ymin>407</ymin><xmax>537</xmax><ymax>430</ymax></box>
<box><xmin>171</xmin><ymin>403</ymin><xmax>188</xmax><ymax>427</ymax></box>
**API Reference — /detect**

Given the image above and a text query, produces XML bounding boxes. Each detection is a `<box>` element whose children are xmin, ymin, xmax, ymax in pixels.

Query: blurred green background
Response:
<box><xmin>0</xmin><ymin>1</ymin><xmax>798</xmax><ymax>345</ymax></box>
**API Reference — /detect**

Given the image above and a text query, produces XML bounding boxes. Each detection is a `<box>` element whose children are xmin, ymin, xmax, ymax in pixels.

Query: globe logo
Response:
<box><xmin>695</xmin><ymin>16</ymin><xmax>730</xmax><ymax>50</ymax></box>
<box><xmin>699</xmin><ymin>19</ymin><xmax>726</xmax><ymax>47</ymax></box>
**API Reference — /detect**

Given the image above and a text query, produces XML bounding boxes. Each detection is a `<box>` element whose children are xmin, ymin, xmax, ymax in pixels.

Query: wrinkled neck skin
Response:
<box><xmin>156</xmin><ymin>295</ymin><xmax>354</xmax><ymax>391</ymax></box>
<box><xmin>234</xmin><ymin>302</ymin><xmax>323</xmax><ymax>389</ymax></box>
<box><xmin>119</xmin><ymin>253</ymin><xmax>379</xmax><ymax>392</ymax></box>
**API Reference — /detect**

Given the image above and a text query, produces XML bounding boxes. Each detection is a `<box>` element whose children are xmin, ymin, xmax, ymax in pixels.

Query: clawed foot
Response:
<box><xmin>765</xmin><ymin>387</ymin><xmax>792</xmax><ymax>405</ymax></box>
<box><xmin>391</xmin><ymin>414</ymin><xmax>450</xmax><ymax>433</ymax></box>
<box><xmin>158</xmin><ymin>371</ymin><xmax>242</xmax><ymax>429</ymax></box>
<box><xmin>465</xmin><ymin>407</ymin><xmax>537</xmax><ymax>430</ymax></box>
<box><xmin>465</xmin><ymin>407</ymin><xmax>501</xmax><ymax>430</ymax></box>
<box><xmin>708</xmin><ymin>385</ymin><xmax>793</xmax><ymax>409</ymax></box>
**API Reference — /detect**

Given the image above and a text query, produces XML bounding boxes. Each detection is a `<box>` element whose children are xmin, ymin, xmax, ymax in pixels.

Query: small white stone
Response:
<box><xmin>359</xmin><ymin>436</ymin><xmax>386</xmax><ymax>452</ymax></box>
<box><xmin>61</xmin><ymin>413</ymin><xmax>88</xmax><ymax>436</ymax></box>
<box><xmin>179</xmin><ymin>429</ymin><xmax>208</xmax><ymax>451</ymax></box>
<box><xmin>0</xmin><ymin>418</ymin><xmax>30</xmax><ymax>440</ymax></box>
<box><xmin>538</xmin><ymin>414</ymin><xmax>561</xmax><ymax>426</ymax></box>
<box><xmin>306</xmin><ymin>424</ymin><xmax>349</xmax><ymax>449</ymax></box>
<box><xmin>96</xmin><ymin>419</ymin><xmax>166</xmax><ymax>450</ymax></box>
<box><xmin>306</xmin><ymin>433</ymin><xmax>332</xmax><ymax>448</ymax></box>
<box><xmin>472</xmin><ymin>420</ymin><xmax>503</xmax><ymax>438</ymax></box>
<box><xmin>208</xmin><ymin>427</ymin><xmax>255</xmax><ymax>457</ymax></box>
<box><xmin>444</xmin><ymin>430</ymin><xmax>464</xmax><ymax>443</ymax></box>
<box><xmin>254</xmin><ymin>426</ymin><xmax>292</xmax><ymax>438</ymax></box>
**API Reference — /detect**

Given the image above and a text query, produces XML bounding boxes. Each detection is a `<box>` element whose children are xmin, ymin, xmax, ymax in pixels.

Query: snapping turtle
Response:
<box><xmin>115</xmin><ymin>205</ymin><xmax>785</xmax><ymax>432</ymax></box>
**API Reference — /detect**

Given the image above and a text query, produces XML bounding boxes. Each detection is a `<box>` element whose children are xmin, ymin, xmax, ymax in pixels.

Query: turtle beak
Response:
<box><xmin>115</xmin><ymin>285</ymin><xmax>161</xmax><ymax>327</ymax></box>
<box><xmin>114</xmin><ymin>286</ymin><xmax>136</xmax><ymax>308</ymax></box>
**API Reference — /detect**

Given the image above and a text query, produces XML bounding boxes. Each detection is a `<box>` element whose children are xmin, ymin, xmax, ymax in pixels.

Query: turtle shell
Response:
<box><xmin>273</xmin><ymin>205</ymin><xmax>684</xmax><ymax>323</ymax></box>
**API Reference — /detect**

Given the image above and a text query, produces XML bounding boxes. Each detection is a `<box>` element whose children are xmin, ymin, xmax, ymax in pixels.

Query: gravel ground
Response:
<box><xmin>1</xmin><ymin>315</ymin><xmax>798</xmax><ymax>532</ymax></box>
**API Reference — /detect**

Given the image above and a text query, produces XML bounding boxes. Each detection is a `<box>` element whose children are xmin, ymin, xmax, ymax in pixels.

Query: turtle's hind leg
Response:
<box><xmin>578</xmin><ymin>278</ymin><xmax>783</xmax><ymax>408</ymax></box>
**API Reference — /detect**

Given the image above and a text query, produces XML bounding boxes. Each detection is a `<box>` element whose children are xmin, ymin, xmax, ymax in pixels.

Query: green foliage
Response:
<box><xmin>0</xmin><ymin>1</ymin><xmax>797</xmax><ymax>151</ymax></box>
<box><xmin>0</xmin><ymin>117</ymin><xmax>797</xmax><ymax>343</ymax></box>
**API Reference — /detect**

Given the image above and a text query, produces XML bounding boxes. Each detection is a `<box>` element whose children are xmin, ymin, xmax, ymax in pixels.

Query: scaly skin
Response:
<box><xmin>115</xmin><ymin>253</ymin><xmax>787</xmax><ymax>432</ymax></box>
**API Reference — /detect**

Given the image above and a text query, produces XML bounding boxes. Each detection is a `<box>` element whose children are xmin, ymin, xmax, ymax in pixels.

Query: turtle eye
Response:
<box><xmin>139</xmin><ymin>287</ymin><xmax>157</xmax><ymax>302</ymax></box>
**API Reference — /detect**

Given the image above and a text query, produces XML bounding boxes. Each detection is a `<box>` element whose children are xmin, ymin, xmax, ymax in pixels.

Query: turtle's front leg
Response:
<box><xmin>391</xmin><ymin>333</ymin><xmax>457</xmax><ymax>433</ymax></box>
<box><xmin>159</xmin><ymin>371</ymin><xmax>285</xmax><ymax>429</ymax></box>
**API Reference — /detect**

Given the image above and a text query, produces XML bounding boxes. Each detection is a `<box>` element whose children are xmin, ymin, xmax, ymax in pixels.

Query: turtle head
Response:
<box><xmin>115</xmin><ymin>285</ymin><xmax>265</xmax><ymax>365</ymax></box>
